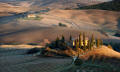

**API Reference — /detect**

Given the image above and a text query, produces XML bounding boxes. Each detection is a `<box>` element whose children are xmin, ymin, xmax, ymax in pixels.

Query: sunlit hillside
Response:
<box><xmin>78</xmin><ymin>0</ymin><xmax>120</xmax><ymax>11</ymax></box>
<box><xmin>0</xmin><ymin>0</ymin><xmax>120</xmax><ymax>72</ymax></box>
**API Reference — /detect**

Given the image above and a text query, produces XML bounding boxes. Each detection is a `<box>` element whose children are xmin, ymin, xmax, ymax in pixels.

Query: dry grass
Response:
<box><xmin>0</xmin><ymin>44</ymin><xmax>120</xmax><ymax>72</ymax></box>
<box><xmin>80</xmin><ymin>46</ymin><xmax>120</xmax><ymax>60</ymax></box>
<box><xmin>0</xmin><ymin>44</ymin><xmax>43</xmax><ymax>49</ymax></box>
<box><xmin>0</xmin><ymin>2</ymin><xmax>30</xmax><ymax>17</ymax></box>
<box><xmin>0</xmin><ymin>27</ymin><xmax>107</xmax><ymax>44</ymax></box>
<box><xmin>1</xmin><ymin>9</ymin><xmax>120</xmax><ymax>44</ymax></box>
<box><xmin>47</xmin><ymin>9</ymin><xmax>120</xmax><ymax>30</ymax></box>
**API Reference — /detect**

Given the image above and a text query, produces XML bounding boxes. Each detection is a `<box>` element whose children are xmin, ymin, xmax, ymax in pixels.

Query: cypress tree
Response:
<box><xmin>69</xmin><ymin>35</ymin><xmax>72</xmax><ymax>42</ymax></box>
<box><xmin>61</xmin><ymin>35</ymin><xmax>65</xmax><ymax>43</ymax></box>
<box><xmin>79</xmin><ymin>33</ymin><xmax>82</xmax><ymax>48</ymax></box>
<box><xmin>96</xmin><ymin>39</ymin><xmax>100</xmax><ymax>48</ymax></box>
<box><xmin>56</xmin><ymin>36</ymin><xmax>60</xmax><ymax>41</ymax></box>
<box><xmin>100</xmin><ymin>39</ymin><xmax>103</xmax><ymax>46</ymax></box>
<box><xmin>73</xmin><ymin>40</ymin><xmax>75</xmax><ymax>48</ymax></box>
<box><xmin>91</xmin><ymin>34</ymin><xmax>95</xmax><ymax>47</ymax></box>
<box><xmin>75</xmin><ymin>40</ymin><xmax>79</xmax><ymax>51</ymax></box>
<box><xmin>55</xmin><ymin>37</ymin><xmax>60</xmax><ymax>48</ymax></box>
<box><xmin>88</xmin><ymin>40</ymin><xmax>91</xmax><ymax>50</ymax></box>
<box><xmin>83</xmin><ymin>33</ymin><xmax>86</xmax><ymax>50</ymax></box>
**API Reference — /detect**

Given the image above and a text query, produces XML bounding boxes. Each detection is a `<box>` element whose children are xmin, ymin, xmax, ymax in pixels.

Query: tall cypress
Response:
<box><xmin>83</xmin><ymin>33</ymin><xmax>86</xmax><ymax>50</ymax></box>
<box><xmin>61</xmin><ymin>35</ymin><xmax>65</xmax><ymax>43</ymax></box>
<box><xmin>100</xmin><ymin>39</ymin><xmax>103</xmax><ymax>46</ymax></box>
<box><xmin>88</xmin><ymin>40</ymin><xmax>91</xmax><ymax>50</ymax></box>
<box><xmin>73</xmin><ymin>40</ymin><xmax>75</xmax><ymax>48</ymax></box>
<box><xmin>55</xmin><ymin>37</ymin><xmax>60</xmax><ymax>48</ymax></box>
<box><xmin>69</xmin><ymin>35</ymin><xmax>72</xmax><ymax>42</ymax></box>
<box><xmin>79</xmin><ymin>33</ymin><xmax>82</xmax><ymax>49</ymax></box>
<box><xmin>91</xmin><ymin>34</ymin><xmax>95</xmax><ymax>47</ymax></box>
<box><xmin>96</xmin><ymin>39</ymin><xmax>100</xmax><ymax>48</ymax></box>
<box><xmin>75</xmin><ymin>40</ymin><xmax>79</xmax><ymax>51</ymax></box>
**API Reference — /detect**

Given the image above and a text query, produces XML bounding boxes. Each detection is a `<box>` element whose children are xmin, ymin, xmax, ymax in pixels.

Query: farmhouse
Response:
<box><xmin>27</xmin><ymin>14</ymin><xmax>36</xmax><ymax>18</ymax></box>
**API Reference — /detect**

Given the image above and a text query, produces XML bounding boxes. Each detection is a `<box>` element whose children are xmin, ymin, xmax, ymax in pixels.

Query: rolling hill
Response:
<box><xmin>78</xmin><ymin>0</ymin><xmax>120</xmax><ymax>11</ymax></box>
<box><xmin>0</xmin><ymin>9</ymin><xmax>120</xmax><ymax>44</ymax></box>
<box><xmin>0</xmin><ymin>2</ymin><xmax>30</xmax><ymax>17</ymax></box>
<box><xmin>0</xmin><ymin>0</ymin><xmax>111</xmax><ymax>12</ymax></box>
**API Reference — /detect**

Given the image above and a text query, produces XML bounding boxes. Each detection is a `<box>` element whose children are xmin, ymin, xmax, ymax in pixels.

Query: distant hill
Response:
<box><xmin>78</xmin><ymin>0</ymin><xmax>120</xmax><ymax>11</ymax></box>
<box><xmin>0</xmin><ymin>0</ymin><xmax>110</xmax><ymax>16</ymax></box>
<box><xmin>0</xmin><ymin>0</ymin><xmax>111</xmax><ymax>10</ymax></box>
<box><xmin>30</xmin><ymin>0</ymin><xmax>111</xmax><ymax>10</ymax></box>
<box><xmin>0</xmin><ymin>2</ymin><xmax>30</xmax><ymax>17</ymax></box>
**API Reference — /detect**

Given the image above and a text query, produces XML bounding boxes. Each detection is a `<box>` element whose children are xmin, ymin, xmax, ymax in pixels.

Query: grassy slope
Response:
<box><xmin>62</xmin><ymin>46</ymin><xmax>120</xmax><ymax>72</ymax></box>
<box><xmin>0</xmin><ymin>45</ymin><xmax>120</xmax><ymax>72</ymax></box>
<box><xmin>1</xmin><ymin>9</ymin><xmax>120</xmax><ymax>44</ymax></box>
<box><xmin>0</xmin><ymin>2</ymin><xmax>29</xmax><ymax>17</ymax></box>
<box><xmin>78</xmin><ymin>0</ymin><xmax>120</xmax><ymax>11</ymax></box>
<box><xmin>80</xmin><ymin>46</ymin><xmax>120</xmax><ymax>60</ymax></box>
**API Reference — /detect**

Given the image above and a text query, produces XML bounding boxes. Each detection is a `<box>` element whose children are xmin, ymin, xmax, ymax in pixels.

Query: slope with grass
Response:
<box><xmin>0</xmin><ymin>2</ymin><xmax>30</xmax><ymax>17</ymax></box>
<box><xmin>0</xmin><ymin>0</ymin><xmax>110</xmax><ymax>12</ymax></box>
<box><xmin>0</xmin><ymin>45</ymin><xmax>120</xmax><ymax>72</ymax></box>
<box><xmin>0</xmin><ymin>9</ymin><xmax>120</xmax><ymax>44</ymax></box>
<box><xmin>80</xmin><ymin>46</ymin><xmax>120</xmax><ymax>60</ymax></box>
<box><xmin>78</xmin><ymin>0</ymin><xmax>120</xmax><ymax>11</ymax></box>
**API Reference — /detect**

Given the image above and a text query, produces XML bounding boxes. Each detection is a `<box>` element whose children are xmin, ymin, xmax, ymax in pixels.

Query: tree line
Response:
<box><xmin>46</xmin><ymin>32</ymin><xmax>103</xmax><ymax>51</ymax></box>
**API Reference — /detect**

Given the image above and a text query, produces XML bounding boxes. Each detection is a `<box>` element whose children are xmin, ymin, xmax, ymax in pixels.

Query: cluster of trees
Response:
<box><xmin>72</xmin><ymin>33</ymin><xmax>103</xmax><ymax>51</ymax></box>
<box><xmin>47</xmin><ymin>35</ymin><xmax>68</xmax><ymax>50</ymax></box>
<box><xmin>47</xmin><ymin>33</ymin><xmax>103</xmax><ymax>51</ymax></box>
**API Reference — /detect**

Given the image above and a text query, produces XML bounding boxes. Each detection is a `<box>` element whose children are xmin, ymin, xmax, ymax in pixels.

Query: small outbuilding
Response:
<box><xmin>27</xmin><ymin>14</ymin><xmax>36</xmax><ymax>18</ymax></box>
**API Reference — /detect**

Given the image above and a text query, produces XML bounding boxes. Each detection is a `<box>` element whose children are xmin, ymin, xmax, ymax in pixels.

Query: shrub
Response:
<box><xmin>58</xmin><ymin>23</ymin><xmax>67</xmax><ymax>27</ymax></box>
<box><xmin>107</xmin><ymin>45</ymin><xmax>113</xmax><ymax>49</ymax></box>
<box><xmin>104</xmin><ymin>42</ymin><xmax>120</xmax><ymax>52</ymax></box>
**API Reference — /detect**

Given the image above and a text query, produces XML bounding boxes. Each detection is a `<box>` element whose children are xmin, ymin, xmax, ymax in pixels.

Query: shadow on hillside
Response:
<box><xmin>0</xmin><ymin>47</ymin><xmax>30</xmax><ymax>57</ymax></box>
<box><xmin>0</xmin><ymin>12</ymin><xmax>27</xmax><ymax>25</ymax></box>
<box><xmin>0</xmin><ymin>26</ymin><xmax>49</xmax><ymax>37</ymax></box>
<box><xmin>0</xmin><ymin>27</ymin><xmax>37</xmax><ymax>37</ymax></box>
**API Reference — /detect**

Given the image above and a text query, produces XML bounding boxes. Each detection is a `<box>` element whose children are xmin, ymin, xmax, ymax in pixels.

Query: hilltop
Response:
<box><xmin>0</xmin><ymin>0</ymin><xmax>110</xmax><ymax>13</ymax></box>
<box><xmin>78</xmin><ymin>0</ymin><xmax>120</xmax><ymax>11</ymax></box>
<box><xmin>80</xmin><ymin>46</ymin><xmax>120</xmax><ymax>60</ymax></box>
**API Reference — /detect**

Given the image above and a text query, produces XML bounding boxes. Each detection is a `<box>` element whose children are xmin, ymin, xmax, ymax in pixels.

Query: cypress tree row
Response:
<box><xmin>53</xmin><ymin>33</ymin><xmax>103</xmax><ymax>52</ymax></box>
